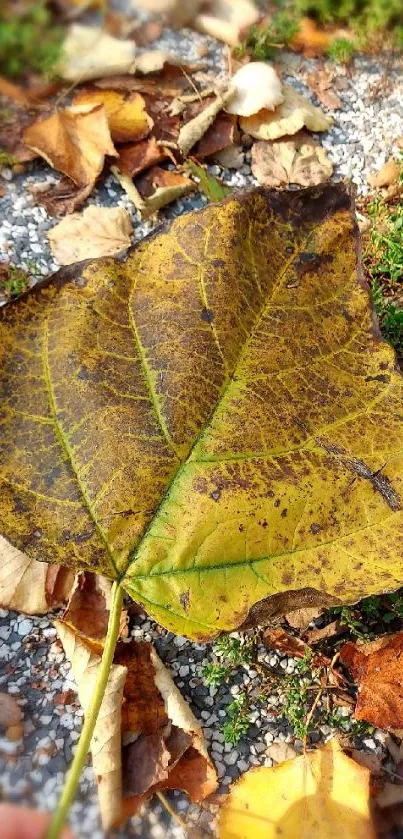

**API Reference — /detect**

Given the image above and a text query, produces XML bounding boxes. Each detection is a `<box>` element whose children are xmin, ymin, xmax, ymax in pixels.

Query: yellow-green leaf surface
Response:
<box><xmin>1</xmin><ymin>185</ymin><xmax>403</xmax><ymax>640</ymax></box>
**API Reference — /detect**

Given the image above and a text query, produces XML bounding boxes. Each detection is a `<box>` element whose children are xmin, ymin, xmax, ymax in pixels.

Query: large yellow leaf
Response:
<box><xmin>219</xmin><ymin>738</ymin><xmax>376</xmax><ymax>839</ymax></box>
<box><xmin>1</xmin><ymin>185</ymin><xmax>403</xmax><ymax>640</ymax></box>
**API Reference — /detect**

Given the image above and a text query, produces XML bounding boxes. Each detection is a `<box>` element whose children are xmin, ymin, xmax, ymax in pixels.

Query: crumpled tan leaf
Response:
<box><xmin>219</xmin><ymin>738</ymin><xmax>376</xmax><ymax>839</ymax></box>
<box><xmin>368</xmin><ymin>157</ymin><xmax>401</xmax><ymax>188</ymax></box>
<box><xmin>251</xmin><ymin>133</ymin><xmax>333</xmax><ymax>188</ymax></box>
<box><xmin>0</xmin><ymin>535</ymin><xmax>74</xmax><ymax>615</ymax></box>
<box><xmin>72</xmin><ymin>90</ymin><xmax>153</xmax><ymax>144</ymax></box>
<box><xmin>59</xmin><ymin>25</ymin><xmax>137</xmax><ymax>82</ymax></box>
<box><xmin>54</xmin><ymin>624</ymin><xmax>217</xmax><ymax>830</ymax></box>
<box><xmin>24</xmin><ymin>106</ymin><xmax>117</xmax><ymax>190</ymax></box>
<box><xmin>178</xmin><ymin>87</ymin><xmax>235</xmax><ymax>156</ymax></box>
<box><xmin>241</xmin><ymin>84</ymin><xmax>333</xmax><ymax>140</ymax></box>
<box><xmin>194</xmin><ymin>0</ymin><xmax>259</xmax><ymax>45</ymax></box>
<box><xmin>226</xmin><ymin>62</ymin><xmax>284</xmax><ymax>117</ymax></box>
<box><xmin>48</xmin><ymin>206</ymin><xmax>133</xmax><ymax>265</ymax></box>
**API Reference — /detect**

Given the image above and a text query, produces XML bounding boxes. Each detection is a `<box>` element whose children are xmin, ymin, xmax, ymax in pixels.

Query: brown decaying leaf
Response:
<box><xmin>0</xmin><ymin>106</ymin><xmax>39</xmax><ymax>165</ymax></box>
<box><xmin>94</xmin><ymin>66</ymin><xmax>191</xmax><ymax>98</ymax></box>
<box><xmin>285</xmin><ymin>606</ymin><xmax>322</xmax><ymax>630</ymax></box>
<box><xmin>72</xmin><ymin>90</ymin><xmax>153</xmax><ymax>144</ymax></box>
<box><xmin>0</xmin><ymin>693</ymin><xmax>22</xmax><ymax>730</ymax></box>
<box><xmin>240</xmin><ymin>84</ymin><xmax>333</xmax><ymax>141</ymax></box>
<box><xmin>117</xmin><ymin>137</ymin><xmax>171</xmax><ymax>177</ymax></box>
<box><xmin>368</xmin><ymin>157</ymin><xmax>401</xmax><ymax>188</ymax></box>
<box><xmin>62</xmin><ymin>572</ymin><xmax>128</xmax><ymax>650</ymax></box>
<box><xmin>32</xmin><ymin>179</ymin><xmax>94</xmax><ymax>218</ymax></box>
<box><xmin>192</xmin><ymin>112</ymin><xmax>237</xmax><ymax>160</ymax></box>
<box><xmin>54</xmin><ymin>624</ymin><xmax>217</xmax><ymax>830</ymax></box>
<box><xmin>306</xmin><ymin>69</ymin><xmax>342</xmax><ymax>110</ymax></box>
<box><xmin>0</xmin><ymin>535</ymin><xmax>74</xmax><ymax>615</ymax></box>
<box><xmin>340</xmin><ymin>633</ymin><xmax>403</xmax><ymax>729</ymax></box>
<box><xmin>24</xmin><ymin>105</ymin><xmax>117</xmax><ymax>189</ymax></box>
<box><xmin>251</xmin><ymin>133</ymin><xmax>333</xmax><ymax>188</ymax></box>
<box><xmin>144</xmin><ymin>96</ymin><xmax>180</xmax><ymax>142</ymax></box>
<box><xmin>263</xmin><ymin>627</ymin><xmax>328</xmax><ymax>667</ymax></box>
<box><xmin>304</xmin><ymin>620</ymin><xmax>343</xmax><ymax>644</ymax></box>
<box><xmin>136</xmin><ymin>166</ymin><xmax>196</xmax><ymax>217</ymax></box>
<box><xmin>178</xmin><ymin>87</ymin><xmax>235</xmax><ymax>156</ymax></box>
<box><xmin>48</xmin><ymin>205</ymin><xmax>133</xmax><ymax>265</ymax></box>
<box><xmin>290</xmin><ymin>17</ymin><xmax>332</xmax><ymax>56</ymax></box>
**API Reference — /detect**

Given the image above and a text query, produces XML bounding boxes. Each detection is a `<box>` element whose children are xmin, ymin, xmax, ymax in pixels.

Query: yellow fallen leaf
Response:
<box><xmin>136</xmin><ymin>166</ymin><xmax>196</xmax><ymax>217</ymax></box>
<box><xmin>48</xmin><ymin>206</ymin><xmax>133</xmax><ymax>265</ymax></box>
<box><xmin>241</xmin><ymin>83</ymin><xmax>333</xmax><ymax>140</ymax></box>
<box><xmin>219</xmin><ymin>739</ymin><xmax>376</xmax><ymax>839</ymax></box>
<box><xmin>251</xmin><ymin>133</ymin><xmax>333</xmax><ymax>188</ymax></box>
<box><xmin>59</xmin><ymin>24</ymin><xmax>137</xmax><ymax>82</ymax></box>
<box><xmin>72</xmin><ymin>90</ymin><xmax>153</xmax><ymax>144</ymax></box>
<box><xmin>24</xmin><ymin>105</ymin><xmax>117</xmax><ymax>189</ymax></box>
<box><xmin>0</xmin><ymin>535</ymin><xmax>74</xmax><ymax>615</ymax></box>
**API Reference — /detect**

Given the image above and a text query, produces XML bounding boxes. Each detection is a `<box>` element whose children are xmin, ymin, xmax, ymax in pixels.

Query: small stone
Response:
<box><xmin>17</xmin><ymin>619</ymin><xmax>33</xmax><ymax>637</ymax></box>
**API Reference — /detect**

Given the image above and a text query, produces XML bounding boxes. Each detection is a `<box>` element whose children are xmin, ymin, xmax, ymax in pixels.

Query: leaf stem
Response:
<box><xmin>44</xmin><ymin>581</ymin><xmax>124</xmax><ymax>839</ymax></box>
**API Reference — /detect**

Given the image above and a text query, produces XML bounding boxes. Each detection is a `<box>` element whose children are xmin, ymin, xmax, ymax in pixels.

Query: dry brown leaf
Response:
<box><xmin>0</xmin><ymin>535</ymin><xmax>74</xmax><ymax>615</ymax></box>
<box><xmin>32</xmin><ymin>179</ymin><xmax>94</xmax><ymax>218</ymax></box>
<box><xmin>194</xmin><ymin>0</ymin><xmax>259</xmax><ymax>45</ymax></box>
<box><xmin>304</xmin><ymin>620</ymin><xmax>343</xmax><ymax>644</ymax></box>
<box><xmin>48</xmin><ymin>205</ymin><xmax>133</xmax><ymax>265</ymax></box>
<box><xmin>241</xmin><ymin>84</ymin><xmax>333</xmax><ymax>140</ymax></box>
<box><xmin>368</xmin><ymin>157</ymin><xmax>401</xmax><ymax>188</ymax></box>
<box><xmin>192</xmin><ymin>111</ymin><xmax>237</xmax><ymax>159</ymax></box>
<box><xmin>178</xmin><ymin>87</ymin><xmax>235</xmax><ymax>156</ymax></box>
<box><xmin>132</xmin><ymin>20</ymin><xmax>164</xmax><ymax>46</ymax></box>
<box><xmin>0</xmin><ymin>105</ymin><xmax>39</xmax><ymax>165</ymax></box>
<box><xmin>290</xmin><ymin>17</ymin><xmax>332</xmax><ymax>56</ymax></box>
<box><xmin>0</xmin><ymin>693</ymin><xmax>22</xmax><ymax>730</ymax></box>
<box><xmin>226</xmin><ymin>62</ymin><xmax>284</xmax><ymax>117</ymax></box>
<box><xmin>117</xmin><ymin>137</ymin><xmax>170</xmax><ymax>176</ymax></box>
<box><xmin>59</xmin><ymin>25</ymin><xmax>137</xmax><ymax>82</ymax></box>
<box><xmin>340</xmin><ymin>633</ymin><xmax>403</xmax><ymax>729</ymax></box>
<box><xmin>72</xmin><ymin>90</ymin><xmax>153</xmax><ymax>144</ymax></box>
<box><xmin>24</xmin><ymin>106</ymin><xmax>117</xmax><ymax>190</ymax></box>
<box><xmin>95</xmin><ymin>69</ymin><xmax>190</xmax><ymax>98</ymax></box>
<box><xmin>55</xmin><ymin>624</ymin><xmax>217</xmax><ymax>830</ymax></box>
<box><xmin>251</xmin><ymin>133</ymin><xmax>333</xmax><ymax>188</ymax></box>
<box><xmin>377</xmin><ymin>784</ymin><xmax>403</xmax><ymax>809</ymax></box>
<box><xmin>350</xmin><ymin>749</ymin><xmax>382</xmax><ymax>774</ymax></box>
<box><xmin>136</xmin><ymin>166</ymin><xmax>196</xmax><ymax>216</ymax></box>
<box><xmin>266</xmin><ymin>742</ymin><xmax>299</xmax><ymax>763</ymax></box>
<box><xmin>62</xmin><ymin>572</ymin><xmax>128</xmax><ymax>649</ymax></box>
<box><xmin>263</xmin><ymin>627</ymin><xmax>329</xmax><ymax>667</ymax></box>
<box><xmin>307</xmin><ymin>69</ymin><xmax>341</xmax><ymax>110</ymax></box>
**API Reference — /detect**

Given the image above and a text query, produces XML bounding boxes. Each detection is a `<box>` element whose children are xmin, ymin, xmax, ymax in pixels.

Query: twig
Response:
<box><xmin>156</xmin><ymin>791</ymin><xmax>203</xmax><ymax>839</ymax></box>
<box><xmin>44</xmin><ymin>581</ymin><xmax>124</xmax><ymax>839</ymax></box>
<box><xmin>303</xmin><ymin>651</ymin><xmax>340</xmax><ymax>752</ymax></box>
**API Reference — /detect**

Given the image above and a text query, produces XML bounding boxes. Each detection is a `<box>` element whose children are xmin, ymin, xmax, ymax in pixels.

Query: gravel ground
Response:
<box><xmin>0</xmin><ymin>18</ymin><xmax>402</xmax><ymax>839</ymax></box>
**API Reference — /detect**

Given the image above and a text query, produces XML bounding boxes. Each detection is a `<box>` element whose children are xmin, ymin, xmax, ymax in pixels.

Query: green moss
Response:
<box><xmin>235</xmin><ymin>12</ymin><xmax>300</xmax><ymax>60</ymax></box>
<box><xmin>0</xmin><ymin>1</ymin><xmax>62</xmax><ymax>79</ymax></box>
<box><xmin>327</xmin><ymin>36</ymin><xmax>356</xmax><ymax>62</ymax></box>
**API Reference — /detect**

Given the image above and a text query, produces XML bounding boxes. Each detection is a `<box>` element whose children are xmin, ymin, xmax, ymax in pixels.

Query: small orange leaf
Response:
<box><xmin>340</xmin><ymin>632</ymin><xmax>403</xmax><ymax>729</ymax></box>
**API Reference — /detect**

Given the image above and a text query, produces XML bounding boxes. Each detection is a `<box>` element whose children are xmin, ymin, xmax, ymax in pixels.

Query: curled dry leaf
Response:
<box><xmin>192</xmin><ymin>112</ymin><xmax>237</xmax><ymax>160</ymax></box>
<box><xmin>54</xmin><ymin>624</ymin><xmax>217</xmax><ymax>829</ymax></box>
<box><xmin>48</xmin><ymin>206</ymin><xmax>133</xmax><ymax>265</ymax></box>
<box><xmin>340</xmin><ymin>632</ymin><xmax>403</xmax><ymax>729</ymax></box>
<box><xmin>219</xmin><ymin>738</ymin><xmax>376</xmax><ymax>839</ymax></box>
<box><xmin>226</xmin><ymin>62</ymin><xmax>284</xmax><ymax>117</ymax></box>
<box><xmin>136</xmin><ymin>166</ymin><xmax>196</xmax><ymax>217</ymax></box>
<box><xmin>241</xmin><ymin>84</ymin><xmax>333</xmax><ymax>140</ymax></box>
<box><xmin>368</xmin><ymin>157</ymin><xmax>401</xmax><ymax>188</ymax></box>
<box><xmin>4</xmin><ymin>186</ymin><xmax>403</xmax><ymax>639</ymax></box>
<box><xmin>251</xmin><ymin>133</ymin><xmax>333</xmax><ymax>188</ymax></box>
<box><xmin>117</xmin><ymin>137</ymin><xmax>171</xmax><ymax>177</ymax></box>
<box><xmin>285</xmin><ymin>606</ymin><xmax>322</xmax><ymax>630</ymax></box>
<box><xmin>194</xmin><ymin>0</ymin><xmax>259</xmax><ymax>45</ymax></box>
<box><xmin>263</xmin><ymin>627</ymin><xmax>329</xmax><ymax>668</ymax></box>
<box><xmin>0</xmin><ymin>693</ymin><xmax>22</xmax><ymax>730</ymax></box>
<box><xmin>306</xmin><ymin>69</ymin><xmax>342</xmax><ymax>110</ymax></box>
<box><xmin>0</xmin><ymin>535</ymin><xmax>74</xmax><ymax>615</ymax></box>
<box><xmin>62</xmin><ymin>572</ymin><xmax>128</xmax><ymax>648</ymax></box>
<box><xmin>32</xmin><ymin>179</ymin><xmax>94</xmax><ymax>218</ymax></box>
<box><xmin>24</xmin><ymin>105</ymin><xmax>117</xmax><ymax>190</ymax></box>
<box><xmin>72</xmin><ymin>90</ymin><xmax>153</xmax><ymax>144</ymax></box>
<box><xmin>178</xmin><ymin>87</ymin><xmax>235</xmax><ymax>156</ymax></box>
<box><xmin>59</xmin><ymin>24</ymin><xmax>137</xmax><ymax>82</ymax></box>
